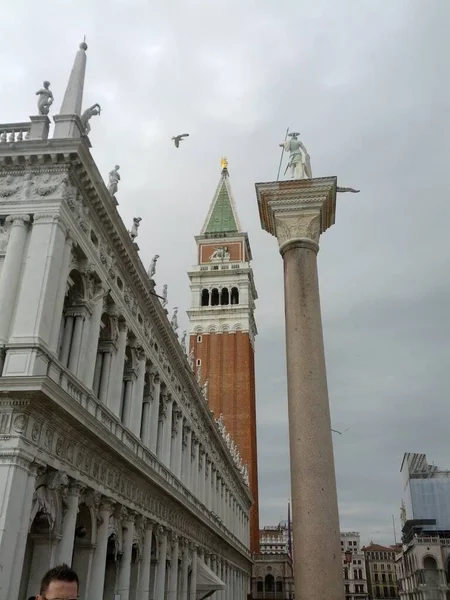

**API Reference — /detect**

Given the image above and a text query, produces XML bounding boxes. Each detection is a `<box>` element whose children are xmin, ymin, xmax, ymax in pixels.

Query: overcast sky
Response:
<box><xmin>2</xmin><ymin>0</ymin><xmax>450</xmax><ymax>545</ymax></box>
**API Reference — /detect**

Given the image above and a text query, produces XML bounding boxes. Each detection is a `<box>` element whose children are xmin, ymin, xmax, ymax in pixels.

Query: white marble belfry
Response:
<box><xmin>256</xmin><ymin>176</ymin><xmax>344</xmax><ymax>600</ymax></box>
<box><xmin>0</xmin><ymin>42</ymin><xmax>252</xmax><ymax>600</ymax></box>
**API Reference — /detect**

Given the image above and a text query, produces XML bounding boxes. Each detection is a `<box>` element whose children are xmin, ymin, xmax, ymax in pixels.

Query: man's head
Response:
<box><xmin>38</xmin><ymin>564</ymin><xmax>79</xmax><ymax>600</ymax></box>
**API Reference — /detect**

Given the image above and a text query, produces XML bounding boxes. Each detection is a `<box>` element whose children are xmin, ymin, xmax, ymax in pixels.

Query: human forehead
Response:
<box><xmin>45</xmin><ymin>579</ymin><xmax>78</xmax><ymax>599</ymax></box>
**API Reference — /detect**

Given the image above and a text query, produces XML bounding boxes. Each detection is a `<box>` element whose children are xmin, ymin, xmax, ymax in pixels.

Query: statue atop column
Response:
<box><xmin>107</xmin><ymin>165</ymin><xmax>120</xmax><ymax>195</ymax></box>
<box><xmin>279</xmin><ymin>132</ymin><xmax>312</xmax><ymax>180</ymax></box>
<box><xmin>80</xmin><ymin>103</ymin><xmax>101</xmax><ymax>135</ymax></box>
<box><xmin>36</xmin><ymin>81</ymin><xmax>54</xmax><ymax>116</ymax></box>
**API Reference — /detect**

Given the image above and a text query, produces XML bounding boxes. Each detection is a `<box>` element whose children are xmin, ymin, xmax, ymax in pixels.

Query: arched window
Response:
<box><xmin>220</xmin><ymin>287</ymin><xmax>229</xmax><ymax>305</ymax></box>
<box><xmin>276</xmin><ymin>579</ymin><xmax>283</xmax><ymax>592</ymax></box>
<box><xmin>424</xmin><ymin>555</ymin><xmax>439</xmax><ymax>587</ymax></box>
<box><xmin>354</xmin><ymin>569</ymin><xmax>358</xmax><ymax>580</ymax></box>
<box><xmin>257</xmin><ymin>579</ymin><xmax>263</xmax><ymax>592</ymax></box>
<box><xmin>211</xmin><ymin>288</ymin><xmax>219</xmax><ymax>306</ymax></box>
<box><xmin>375</xmin><ymin>586</ymin><xmax>381</xmax><ymax>599</ymax></box>
<box><xmin>359</xmin><ymin>569</ymin><xmax>363</xmax><ymax>579</ymax></box>
<box><xmin>389</xmin><ymin>587</ymin><xmax>395</xmax><ymax>598</ymax></box>
<box><xmin>383</xmin><ymin>586</ymin><xmax>388</xmax><ymax>598</ymax></box>
<box><xmin>231</xmin><ymin>287</ymin><xmax>239</xmax><ymax>304</ymax></box>
<box><xmin>201</xmin><ymin>289</ymin><xmax>209</xmax><ymax>306</ymax></box>
<box><xmin>264</xmin><ymin>574</ymin><xmax>274</xmax><ymax>592</ymax></box>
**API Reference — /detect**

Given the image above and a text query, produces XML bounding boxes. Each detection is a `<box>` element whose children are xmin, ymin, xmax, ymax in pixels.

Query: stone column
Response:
<box><xmin>49</xmin><ymin>231</ymin><xmax>73</xmax><ymax>352</ymax></box>
<box><xmin>57</xmin><ymin>481</ymin><xmax>84</xmax><ymax>565</ymax></box>
<box><xmin>171</xmin><ymin>409</ymin><xmax>183</xmax><ymax>478</ymax></box>
<box><xmin>110</xmin><ymin>322</ymin><xmax>127</xmax><ymax>417</ymax></box>
<box><xmin>118</xmin><ymin>509</ymin><xmax>136</xmax><ymax>600</ymax></box>
<box><xmin>199</xmin><ymin>449</ymin><xmax>206</xmax><ymax>505</ymax></box>
<box><xmin>138</xmin><ymin>519</ymin><xmax>154</xmax><ymax>600</ymax></box>
<box><xmin>122</xmin><ymin>376</ymin><xmax>135</xmax><ymax>427</ymax></box>
<box><xmin>168</xmin><ymin>533</ymin><xmax>179</xmax><ymax>600</ymax></box>
<box><xmin>89</xmin><ymin>499</ymin><xmax>115</xmax><ymax>600</ymax></box>
<box><xmin>191</xmin><ymin>437</ymin><xmax>199</xmax><ymax>496</ymax></box>
<box><xmin>82</xmin><ymin>292</ymin><xmax>106</xmax><ymax>388</ymax></box>
<box><xmin>0</xmin><ymin>215</ymin><xmax>30</xmax><ymax>346</ymax></box>
<box><xmin>210</xmin><ymin>467</ymin><xmax>216</xmax><ymax>514</ymax></box>
<box><xmin>99</xmin><ymin>347</ymin><xmax>113</xmax><ymax>404</ymax></box>
<box><xmin>180</xmin><ymin>539</ymin><xmax>189</xmax><ymax>600</ymax></box>
<box><xmin>182</xmin><ymin>422</ymin><xmax>192</xmax><ymax>487</ymax></box>
<box><xmin>160</xmin><ymin>393</ymin><xmax>173</xmax><ymax>467</ymax></box>
<box><xmin>60</xmin><ymin>315</ymin><xmax>74</xmax><ymax>366</ymax></box>
<box><xmin>154</xmin><ymin>527</ymin><xmax>168</xmax><ymax>599</ymax></box>
<box><xmin>68</xmin><ymin>313</ymin><xmax>85</xmax><ymax>374</ymax></box>
<box><xmin>205</xmin><ymin>458</ymin><xmax>212</xmax><ymax>510</ymax></box>
<box><xmin>149</xmin><ymin>373</ymin><xmax>161</xmax><ymax>454</ymax></box>
<box><xmin>141</xmin><ymin>392</ymin><xmax>151</xmax><ymax>446</ymax></box>
<box><xmin>189</xmin><ymin>544</ymin><xmax>198</xmax><ymax>600</ymax></box>
<box><xmin>255</xmin><ymin>177</ymin><xmax>343</xmax><ymax>600</ymax></box>
<box><xmin>131</xmin><ymin>351</ymin><xmax>146</xmax><ymax>437</ymax></box>
<box><xmin>1</xmin><ymin>456</ymin><xmax>37</xmax><ymax>600</ymax></box>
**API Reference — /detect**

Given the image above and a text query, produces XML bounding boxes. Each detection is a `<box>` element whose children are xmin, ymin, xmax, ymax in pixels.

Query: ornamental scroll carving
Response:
<box><xmin>274</xmin><ymin>213</ymin><xmax>321</xmax><ymax>246</ymax></box>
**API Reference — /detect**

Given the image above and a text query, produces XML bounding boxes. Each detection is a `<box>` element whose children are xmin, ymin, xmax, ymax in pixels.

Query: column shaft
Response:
<box><xmin>118</xmin><ymin>514</ymin><xmax>135</xmax><ymax>600</ymax></box>
<box><xmin>162</xmin><ymin>396</ymin><xmax>173</xmax><ymax>467</ymax></box>
<box><xmin>149</xmin><ymin>376</ymin><xmax>161</xmax><ymax>454</ymax></box>
<box><xmin>68</xmin><ymin>314</ymin><xmax>84</xmax><ymax>374</ymax></box>
<box><xmin>60</xmin><ymin>315</ymin><xmax>74</xmax><ymax>366</ymax></box>
<box><xmin>154</xmin><ymin>529</ymin><xmax>168</xmax><ymax>599</ymax></box>
<box><xmin>122</xmin><ymin>378</ymin><xmax>135</xmax><ymax>427</ymax></box>
<box><xmin>283</xmin><ymin>240</ymin><xmax>343</xmax><ymax>600</ymax></box>
<box><xmin>49</xmin><ymin>233</ymin><xmax>73</xmax><ymax>351</ymax></box>
<box><xmin>138</xmin><ymin>522</ymin><xmax>153</xmax><ymax>600</ymax></box>
<box><xmin>141</xmin><ymin>397</ymin><xmax>150</xmax><ymax>445</ymax></box>
<box><xmin>189</xmin><ymin>545</ymin><xmax>197</xmax><ymax>600</ymax></box>
<box><xmin>82</xmin><ymin>295</ymin><xmax>104</xmax><ymax>388</ymax></box>
<box><xmin>57</xmin><ymin>485</ymin><xmax>82</xmax><ymax>564</ymax></box>
<box><xmin>131</xmin><ymin>354</ymin><xmax>146</xmax><ymax>437</ymax></box>
<box><xmin>110</xmin><ymin>324</ymin><xmax>127</xmax><ymax>416</ymax></box>
<box><xmin>168</xmin><ymin>535</ymin><xmax>179</xmax><ymax>600</ymax></box>
<box><xmin>99</xmin><ymin>351</ymin><xmax>112</xmax><ymax>403</ymax></box>
<box><xmin>90</xmin><ymin>501</ymin><xmax>115</xmax><ymax>600</ymax></box>
<box><xmin>180</xmin><ymin>542</ymin><xmax>189</xmax><ymax>600</ymax></box>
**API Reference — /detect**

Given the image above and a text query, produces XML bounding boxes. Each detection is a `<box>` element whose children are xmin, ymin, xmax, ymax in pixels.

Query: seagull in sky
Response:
<box><xmin>172</xmin><ymin>133</ymin><xmax>189</xmax><ymax>148</ymax></box>
<box><xmin>331</xmin><ymin>428</ymin><xmax>350</xmax><ymax>435</ymax></box>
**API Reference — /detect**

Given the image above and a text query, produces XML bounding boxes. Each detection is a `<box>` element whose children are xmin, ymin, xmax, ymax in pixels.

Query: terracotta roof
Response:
<box><xmin>362</xmin><ymin>544</ymin><xmax>395</xmax><ymax>552</ymax></box>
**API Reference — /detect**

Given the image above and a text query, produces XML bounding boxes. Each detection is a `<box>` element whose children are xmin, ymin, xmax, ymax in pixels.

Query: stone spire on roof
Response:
<box><xmin>53</xmin><ymin>40</ymin><xmax>88</xmax><ymax>139</ymax></box>
<box><xmin>200</xmin><ymin>158</ymin><xmax>242</xmax><ymax>236</ymax></box>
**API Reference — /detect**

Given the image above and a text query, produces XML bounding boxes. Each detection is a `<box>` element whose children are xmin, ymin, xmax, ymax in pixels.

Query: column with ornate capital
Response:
<box><xmin>171</xmin><ymin>409</ymin><xmax>183</xmax><ymax>478</ymax></box>
<box><xmin>57</xmin><ymin>481</ymin><xmax>84</xmax><ymax>564</ymax></box>
<box><xmin>81</xmin><ymin>287</ymin><xmax>107</xmax><ymax>388</ymax></box>
<box><xmin>205</xmin><ymin>457</ymin><xmax>212</xmax><ymax>510</ymax></box>
<box><xmin>117</xmin><ymin>509</ymin><xmax>136</xmax><ymax>600</ymax></box>
<box><xmin>5</xmin><ymin>212</ymin><xmax>68</xmax><ymax>374</ymax></box>
<box><xmin>149</xmin><ymin>372</ymin><xmax>161</xmax><ymax>454</ymax></box>
<box><xmin>141</xmin><ymin>388</ymin><xmax>151</xmax><ymax>447</ymax></box>
<box><xmin>89</xmin><ymin>499</ymin><xmax>116</xmax><ymax>600</ymax></box>
<box><xmin>49</xmin><ymin>232</ymin><xmax>74</xmax><ymax>352</ymax></box>
<box><xmin>191</xmin><ymin>436</ymin><xmax>199</xmax><ymax>496</ymax></box>
<box><xmin>181</xmin><ymin>421</ymin><xmax>192</xmax><ymax>487</ymax></box>
<box><xmin>0</xmin><ymin>215</ymin><xmax>30</xmax><ymax>348</ymax></box>
<box><xmin>110</xmin><ymin>322</ymin><xmax>128</xmax><ymax>417</ymax></box>
<box><xmin>137</xmin><ymin>519</ymin><xmax>154</xmax><ymax>600</ymax></box>
<box><xmin>154</xmin><ymin>527</ymin><xmax>168</xmax><ymax>599</ymax></box>
<box><xmin>198</xmin><ymin>448</ymin><xmax>206</xmax><ymax>505</ymax></box>
<box><xmin>255</xmin><ymin>177</ymin><xmax>343</xmax><ymax>600</ymax></box>
<box><xmin>161</xmin><ymin>393</ymin><xmax>173</xmax><ymax>467</ymax></box>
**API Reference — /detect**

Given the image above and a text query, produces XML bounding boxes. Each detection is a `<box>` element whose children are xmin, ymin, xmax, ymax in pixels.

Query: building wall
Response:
<box><xmin>0</xmin><ymin>123</ymin><xmax>252</xmax><ymax>599</ymax></box>
<box><xmin>363</xmin><ymin>546</ymin><xmax>399</xmax><ymax>599</ymax></box>
<box><xmin>341</xmin><ymin>533</ymin><xmax>369</xmax><ymax>600</ymax></box>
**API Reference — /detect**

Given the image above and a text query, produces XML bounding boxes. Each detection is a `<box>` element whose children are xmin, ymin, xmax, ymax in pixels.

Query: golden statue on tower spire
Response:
<box><xmin>221</xmin><ymin>156</ymin><xmax>228</xmax><ymax>170</ymax></box>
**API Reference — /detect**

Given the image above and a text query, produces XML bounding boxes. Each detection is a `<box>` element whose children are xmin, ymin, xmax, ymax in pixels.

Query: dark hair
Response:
<box><xmin>40</xmin><ymin>564</ymin><xmax>79</xmax><ymax>595</ymax></box>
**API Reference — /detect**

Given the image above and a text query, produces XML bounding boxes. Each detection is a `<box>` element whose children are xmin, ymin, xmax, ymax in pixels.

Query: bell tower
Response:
<box><xmin>187</xmin><ymin>158</ymin><xmax>260</xmax><ymax>552</ymax></box>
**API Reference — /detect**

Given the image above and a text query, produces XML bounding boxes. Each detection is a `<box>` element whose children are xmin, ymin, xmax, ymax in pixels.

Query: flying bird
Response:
<box><xmin>172</xmin><ymin>133</ymin><xmax>189</xmax><ymax>148</ymax></box>
<box><xmin>331</xmin><ymin>428</ymin><xmax>350</xmax><ymax>435</ymax></box>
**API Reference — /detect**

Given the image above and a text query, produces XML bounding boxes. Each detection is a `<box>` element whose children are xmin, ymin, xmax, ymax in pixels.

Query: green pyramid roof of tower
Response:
<box><xmin>201</xmin><ymin>167</ymin><xmax>242</xmax><ymax>235</ymax></box>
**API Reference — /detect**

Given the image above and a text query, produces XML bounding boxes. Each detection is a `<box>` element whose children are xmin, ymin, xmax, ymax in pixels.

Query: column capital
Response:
<box><xmin>255</xmin><ymin>176</ymin><xmax>337</xmax><ymax>249</ymax></box>
<box><xmin>67</xmin><ymin>481</ymin><xmax>84</xmax><ymax>497</ymax></box>
<box><xmin>120</xmin><ymin>506</ymin><xmax>138</xmax><ymax>524</ymax></box>
<box><xmin>5</xmin><ymin>214</ymin><xmax>30</xmax><ymax>227</ymax></box>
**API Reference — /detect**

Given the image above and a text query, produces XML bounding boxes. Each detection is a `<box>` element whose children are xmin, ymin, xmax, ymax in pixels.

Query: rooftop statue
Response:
<box><xmin>147</xmin><ymin>254</ymin><xmax>159</xmax><ymax>279</ymax></box>
<box><xmin>107</xmin><ymin>165</ymin><xmax>120</xmax><ymax>196</ymax></box>
<box><xmin>36</xmin><ymin>81</ymin><xmax>54</xmax><ymax>116</ymax></box>
<box><xmin>129</xmin><ymin>217</ymin><xmax>142</xmax><ymax>241</ymax></box>
<box><xmin>161</xmin><ymin>284</ymin><xmax>168</xmax><ymax>308</ymax></box>
<box><xmin>279</xmin><ymin>132</ymin><xmax>312</xmax><ymax>180</ymax></box>
<box><xmin>80</xmin><ymin>103</ymin><xmax>101</xmax><ymax>136</ymax></box>
<box><xmin>171</xmin><ymin>306</ymin><xmax>179</xmax><ymax>332</ymax></box>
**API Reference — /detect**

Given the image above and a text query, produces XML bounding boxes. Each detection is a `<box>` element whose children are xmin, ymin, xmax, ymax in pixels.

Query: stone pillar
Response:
<box><xmin>205</xmin><ymin>458</ymin><xmax>211</xmax><ymax>510</ymax></box>
<box><xmin>99</xmin><ymin>348</ymin><xmax>113</xmax><ymax>404</ymax></box>
<box><xmin>149</xmin><ymin>373</ymin><xmax>161</xmax><ymax>454</ymax></box>
<box><xmin>138</xmin><ymin>520</ymin><xmax>154</xmax><ymax>600</ymax></box>
<box><xmin>82</xmin><ymin>292</ymin><xmax>105</xmax><ymax>388</ymax></box>
<box><xmin>68</xmin><ymin>313</ymin><xmax>85</xmax><ymax>374</ymax></box>
<box><xmin>189</xmin><ymin>544</ymin><xmax>198</xmax><ymax>600</ymax></box>
<box><xmin>60</xmin><ymin>315</ymin><xmax>74</xmax><ymax>366</ymax></box>
<box><xmin>210</xmin><ymin>467</ymin><xmax>216</xmax><ymax>514</ymax></box>
<box><xmin>141</xmin><ymin>392</ymin><xmax>151</xmax><ymax>446</ymax></box>
<box><xmin>255</xmin><ymin>177</ymin><xmax>343</xmax><ymax>600</ymax></box>
<box><xmin>154</xmin><ymin>527</ymin><xmax>168</xmax><ymax>600</ymax></box>
<box><xmin>130</xmin><ymin>352</ymin><xmax>146</xmax><ymax>437</ymax></box>
<box><xmin>89</xmin><ymin>499</ymin><xmax>115</xmax><ymax>600</ymax></box>
<box><xmin>182</xmin><ymin>422</ymin><xmax>192</xmax><ymax>487</ymax></box>
<box><xmin>118</xmin><ymin>509</ymin><xmax>136</xmax><ymax>600</ymax></box>
<box><xmin>122</xmin><ymin>376</ymin><xmax>135</xmax><ymax>427</ymax></box>
<box><xmin>168</xmin><ymin>533</ymin><xmax>179</xmax><ymax>600</ymax></box>
<box><xmin>161</xmin><ymin>394</ymin><xmax>174</xmax><ymax>467</ymax></box>
<box><xmin>6</xmin><ymin>213</ymin><xmax>67</xmax><ymax>373</ymax></box>
<box><xmin>199</xmin><ymin>449</ymin><xmax>206</xmax><ymax>505</ymax></box>
<box><xmin>49</xmin><ymin>232</ymin><xmax>73</xmax><ymax>352</ymax></box>
<box><xmin>0</xmin><ymin>215</ymin><xmax>30</xmax><ymax>345</ymax></box>
<box><xmin>180</xmin><ymin>539</ymin><xmax>189</xmax><ymax>600</ymax></box>
<box><xmin>191</xmin><ymin>437</ymin><xmax>199</xmax><ymax>496</ymax></box>
<box><xmin>110</xmin><ymin>322</ymin><xmax>127</xmax><ymax>417</ymax></box>
<box><xmin>57</xmin><ymin>481</ymin><xmax>84</xmax><ymax>565</ymax></box>
<box><xmin>171</xmin><ymin>409</ymin><xmax>183</xmax><ymax>478</ymax></box>
<box><xmin>1</xmin><ymin>456</ymin><xmax>37</xmax><ymax>600</ymax></box>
